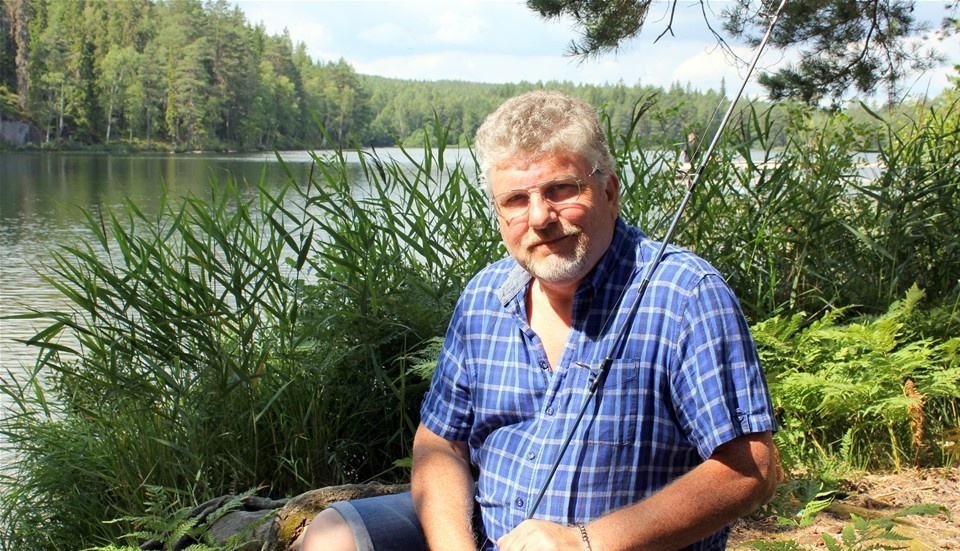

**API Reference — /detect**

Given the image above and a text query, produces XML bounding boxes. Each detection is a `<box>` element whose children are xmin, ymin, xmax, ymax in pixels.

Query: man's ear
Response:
<box><xmin>604</xmin><ymin>173</ymin><xmax>621</xmax><ymax>212</ymax></box>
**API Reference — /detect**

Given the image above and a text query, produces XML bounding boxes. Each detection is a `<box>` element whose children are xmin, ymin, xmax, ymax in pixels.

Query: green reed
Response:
<box><xmin>615</xmin><ymin>97</ymin><xmax>960</xmax><ymax>321</ymax></box>
<box><xmin>0</xmin><ymin>120</ymin><xmax>497</xmax><ymax>549</ymax></box>
<box><xmin>1</xmin><ymin>175</ymin><xmax>306</xmax><ymax>549</ymax></box>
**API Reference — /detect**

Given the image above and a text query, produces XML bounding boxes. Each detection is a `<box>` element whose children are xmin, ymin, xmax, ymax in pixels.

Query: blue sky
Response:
<box><xmin>230</xmin><ymin>0</ymin><xmax>959</xmax><ymax>101</ymax></box>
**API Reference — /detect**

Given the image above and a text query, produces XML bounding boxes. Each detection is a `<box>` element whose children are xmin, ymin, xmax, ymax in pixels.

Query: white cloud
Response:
<box><xmin>673</xmin><ymin>50</ymin><xmax>731</xmax><ymax>85</ymax></box>
<box><xmin>357</xmin><ymin>23</ymin><xmax>409</xmax><ymax>46</ymax></box>
<box><xmin>229</xmin><ymin>0</ymin><xmax>959</xmax><ymax>98</ymax></box>
<box><xmin>430</xmin><ymin>12</ymin><xmax>487</xmax><ymax>45</ymax></box>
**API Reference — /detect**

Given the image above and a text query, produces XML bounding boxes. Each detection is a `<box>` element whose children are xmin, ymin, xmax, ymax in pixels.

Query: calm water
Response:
<box><xmin>0</xmin><ymin>148</ymin><xmax>463</xmax><ymax>453</ymax></box>
<box><xmin>2</xmin><ymin>151</ymin><xmax>312</xmax><ymax>372</ymax></box>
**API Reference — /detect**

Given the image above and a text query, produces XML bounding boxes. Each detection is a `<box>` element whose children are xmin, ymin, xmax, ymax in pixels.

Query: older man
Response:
<box><xmin>302</xmin><ymin>90</ymin><xmax>777</xmax><ymax>551</ymax></box>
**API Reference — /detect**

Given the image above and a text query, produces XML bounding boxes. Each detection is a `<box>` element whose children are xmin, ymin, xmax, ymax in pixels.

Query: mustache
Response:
<box><xmin>521</xmin><ymin>225</ymin><xmax>582</xmax><ymax>249</ymax></box>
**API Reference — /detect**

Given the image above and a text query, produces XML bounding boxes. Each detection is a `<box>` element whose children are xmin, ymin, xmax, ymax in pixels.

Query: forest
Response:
<box><xmin>1</xmin><ymin>0</ymin><xmax>944</xmax><ymax>152</ymax></box>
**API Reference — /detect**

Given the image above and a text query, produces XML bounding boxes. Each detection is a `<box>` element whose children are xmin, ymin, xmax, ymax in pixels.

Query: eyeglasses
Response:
<box><xmin>492</xmin><ymin>176</ymin><xmax>585</xmax><ymax>220</ymax></box>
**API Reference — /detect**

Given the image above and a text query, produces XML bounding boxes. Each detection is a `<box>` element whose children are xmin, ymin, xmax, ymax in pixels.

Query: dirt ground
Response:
<box><xmin>728</xmin><ymin>468</ymin><xmax>960</xmax><ymax>550</ymax></box>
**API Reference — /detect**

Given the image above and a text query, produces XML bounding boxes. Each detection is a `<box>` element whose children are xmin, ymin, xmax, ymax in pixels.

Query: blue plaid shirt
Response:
<box><xmin>420</xmin><ymin>218</ymin><xmax>776</xmax><ymax>550</ymax></box>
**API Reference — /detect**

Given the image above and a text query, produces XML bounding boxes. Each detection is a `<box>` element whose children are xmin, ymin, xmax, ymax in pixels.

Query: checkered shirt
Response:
<box><xmin>420</xmin><ymin>218</ymin><xmax>776</xmax><ymax>550</ymax></box>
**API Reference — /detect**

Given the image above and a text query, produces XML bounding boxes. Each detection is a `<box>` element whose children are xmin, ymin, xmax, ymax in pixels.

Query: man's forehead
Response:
<box><xmin>490</xmin><ymin>153</ymin><xmax>588</xmax><ymax>186</ymax></box>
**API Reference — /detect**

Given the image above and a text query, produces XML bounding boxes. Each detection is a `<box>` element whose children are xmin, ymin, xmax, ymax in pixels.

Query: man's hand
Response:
<box><xmin>497</xmin><ymin>520</ymin><xmax>585</xmax><ymax>551</ymax></box>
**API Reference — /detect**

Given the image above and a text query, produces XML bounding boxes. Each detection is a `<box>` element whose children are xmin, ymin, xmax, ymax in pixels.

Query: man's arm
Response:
<box><xmin>411</xmin><ymin>422</ymin><xmax>477</xmax><ymax>551</ymax></box>
<box><xmin>498</xmin><ymin>431</ymin><xmax>777</xmax><ymax>551</ymax></box>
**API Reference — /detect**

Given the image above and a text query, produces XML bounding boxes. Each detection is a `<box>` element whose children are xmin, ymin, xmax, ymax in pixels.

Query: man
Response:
<box><xmin>301</xmin><ymin>90</ymin><xmax>777</xmax><ymax>551</ymax></box>
<box><xmin>682</xmin><ymin>131</ymin><xmax>700</xmax><ymax>166</ymax></box>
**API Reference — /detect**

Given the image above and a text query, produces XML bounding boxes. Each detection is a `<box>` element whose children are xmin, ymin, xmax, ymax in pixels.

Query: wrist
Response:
<box><xmin>576</xmin><ymin>523</ymin><xmax>593</xmax><ymax>551</ymax></box>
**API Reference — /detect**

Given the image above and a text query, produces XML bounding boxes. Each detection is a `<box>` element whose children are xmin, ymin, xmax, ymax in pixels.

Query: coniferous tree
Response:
<box><xmin>1</xmin><ymin>0</ymin><xmax>19</xmax><ymax>101</ymax></box>
<box><xmin>3</xmin><ymin>0</ymin><xmax>31</xmax><ymax>114</ymax></box>
<box><xmin>526</xmin><ymin>0</ymin><xmax>952</xmax><ymax>105</ymax></box>
<box><xmin>207</xmin><ymin>0</ymin><xmax>256</xmax><ymax>144</ymax></box>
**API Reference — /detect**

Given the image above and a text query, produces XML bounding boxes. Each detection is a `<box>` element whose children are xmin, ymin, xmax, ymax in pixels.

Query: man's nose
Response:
<box><xmin>525</xmin><ymin>192</ymin><xmax>557</xmax><ymax>228</ymax></box>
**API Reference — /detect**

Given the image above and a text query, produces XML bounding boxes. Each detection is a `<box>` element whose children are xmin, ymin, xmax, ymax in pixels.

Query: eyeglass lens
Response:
<box><xmin>495</xmin><ymin>179</ymin><xmax>581</xmax><ymax>218</ymax></box>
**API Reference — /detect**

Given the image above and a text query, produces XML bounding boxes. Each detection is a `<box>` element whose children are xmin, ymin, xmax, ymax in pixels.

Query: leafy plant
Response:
<box><xmin>770</xmin><ymin>479</ymin><xmax>839</xmax><ymax>529</ymax></box>
<box><xmin>745</xmin><ymin>504</ymin><xmax>946</xmax><ymax>551</ymax></box>
<box><xmin>87</xmin><ymin>487</ymin><xmax>260</xmax><ymax>551</ymax></box>
<box><xmin>754</xmin><ymin>285</ymin><xmax>960</xmax><ymax>472</ymax></box>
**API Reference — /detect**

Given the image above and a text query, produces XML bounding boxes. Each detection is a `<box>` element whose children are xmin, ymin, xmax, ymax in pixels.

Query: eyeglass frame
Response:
<box><xmin>491</xmin><ymin>169</ymin><xmax>599</xmax><ymax>221</ymax></box>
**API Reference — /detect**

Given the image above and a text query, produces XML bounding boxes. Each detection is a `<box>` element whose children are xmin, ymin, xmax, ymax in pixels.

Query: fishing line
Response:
<box><xmin>524</xmin><ymin>0</ymin><xmax>788</xmax><ymax>521</ymax></box>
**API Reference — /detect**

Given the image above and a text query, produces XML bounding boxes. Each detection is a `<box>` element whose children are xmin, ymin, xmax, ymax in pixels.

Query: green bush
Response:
<box><xmin>613</xmin><ymin>97</ymin><xmax>960</xmax><ymax>320</ymax></box>
<box><xmin>0</xmin><ymin>121</ymin><xmax>499</xmax><ymax>549</ymax></box>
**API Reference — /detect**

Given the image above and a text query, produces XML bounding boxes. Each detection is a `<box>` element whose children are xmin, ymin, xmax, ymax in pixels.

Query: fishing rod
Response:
<box><xmin>525</xmin><ymin>0</ymin><xmax>789</xmax><ymax>520</ymax></box>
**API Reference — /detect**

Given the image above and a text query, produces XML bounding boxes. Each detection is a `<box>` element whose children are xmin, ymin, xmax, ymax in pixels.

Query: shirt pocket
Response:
<box><xmin>583</xmin><ymin>359</ymin><xmax>643</xmax><ymax>446</ymax></box>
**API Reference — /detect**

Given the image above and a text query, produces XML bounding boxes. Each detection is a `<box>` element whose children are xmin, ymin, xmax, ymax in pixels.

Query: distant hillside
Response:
<box><xmin>2</xmin><ymin>0</ymin><xmax>928</xmax><ymax>152</ymax></box>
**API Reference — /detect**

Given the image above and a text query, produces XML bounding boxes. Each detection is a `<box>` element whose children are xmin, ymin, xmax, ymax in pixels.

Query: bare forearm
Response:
<box><xmin>586</xmin><ymin>433</ymin><xmax>776</xmax><ymax>551</ymax></box>
<box><xmin>411</xmin><ymin>423</ymin><xmax>477</xmax><ymax>551</ymax></box>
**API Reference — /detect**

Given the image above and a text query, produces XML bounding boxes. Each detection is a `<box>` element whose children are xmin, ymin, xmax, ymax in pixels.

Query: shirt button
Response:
<box><xmin>526</xmin><ymin>452</ymin><xmax>536</xmax><ymax>460</ymax></box>
<box><xmin>539</xmin><ymin>360</ymin><xmax>548</xmax><ymax>369</ymax></box>
<box><xmin>546</xmin><ymin>407</ymin><xmax>554</xmax><ymax>415</ymax></box>
<box><xmin>515</xmin><ymin>497</ymin><xmax>524</xmax><ymax>508</ymax></box>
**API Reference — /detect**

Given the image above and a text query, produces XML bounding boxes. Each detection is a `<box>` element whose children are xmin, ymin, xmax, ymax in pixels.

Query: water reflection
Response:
<box><xmin>0</xmin><ymin>151</ymin><xmax>327</xmax><ymax>372</ymax></box>
<box><xmin>1</xmin><ymin>152</ymin><xmax>308</xmax><ymax>224</ymax></box>
<box><xmin>1</xmin><ymin>148</ymin><xmax>475</xmax><ymax>375</ymax></box>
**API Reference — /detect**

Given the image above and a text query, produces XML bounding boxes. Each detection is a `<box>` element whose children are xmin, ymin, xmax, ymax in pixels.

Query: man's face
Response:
<box><xmin>490</xmin><ymin>153</ymin><xmax>619</xmax><ymax>287</ymax></box>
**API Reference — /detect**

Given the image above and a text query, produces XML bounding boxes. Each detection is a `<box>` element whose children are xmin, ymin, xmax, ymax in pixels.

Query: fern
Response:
<box><xmin>822</xmin><ymin>506</ymin><xmax>944</xmax><ymax>551</ymax></box>
<box><xmin>748</xmin><ymin>504</ymin><xmax>946</xmax><ymax>551</ymax></box>
<box><xmin>86</xmin><ymin>488</ymin><xmax>260</xmax><ymax>551</ymax></box>
<box><xmin>753</xmin><ymin>286</ymin><xmax>959</xmax><ymax>471</ymax></box>
<box><xmin>775</xmin><ymin>480</ymin><xmax>838</xmax><ymax>528</ymax></box>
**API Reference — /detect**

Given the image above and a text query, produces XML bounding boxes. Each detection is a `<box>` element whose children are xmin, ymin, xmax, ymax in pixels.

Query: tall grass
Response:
<box><xmin>0</xmin><ymin>176</ymin><xmax>309</xmax><ymax>549</ymax></box>
<box><xmin>1</xmin><ymin>99</ymin><xmax>958</xmax><ymax>550</ymax></box>
<box><xmin>615</xmin><ymin>97</ymin><xmax>960</xmax><ymax>320</ymax></box>
<box><xmin>0</xmin><ymin>121</ymin><xmax>498</xmax><ymax>550</ymax></box>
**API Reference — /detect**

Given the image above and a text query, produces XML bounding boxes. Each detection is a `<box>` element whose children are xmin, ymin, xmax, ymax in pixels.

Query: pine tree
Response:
<box><xmin>525</xmin><ymin>0</ymin><xmax>950</xmax><ymax>105</ymax></box>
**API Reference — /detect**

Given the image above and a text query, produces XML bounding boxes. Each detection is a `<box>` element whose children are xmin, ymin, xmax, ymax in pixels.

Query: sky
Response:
<box><xmin>230</xmin><ymin>0</ymin><xmax>959</xmax><ymax>101</ymax></box>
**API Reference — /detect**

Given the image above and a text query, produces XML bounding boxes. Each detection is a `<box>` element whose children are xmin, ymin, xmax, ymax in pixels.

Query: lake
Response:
<box><xmin>0</xmin><ymin>148</ymin><xmax>469</xmax><ymax>364</ymax></box>
<box><xmin>0</xmin><ymin>148</ymin><xmax>469</xmax><ymax>461</ymax></box>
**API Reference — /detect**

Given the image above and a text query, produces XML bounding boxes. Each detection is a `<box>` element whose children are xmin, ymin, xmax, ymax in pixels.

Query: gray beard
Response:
<box><xmin>518</xmin><ymin>231</ymin><xmax>591</xmax><ymax>284</ymax></box>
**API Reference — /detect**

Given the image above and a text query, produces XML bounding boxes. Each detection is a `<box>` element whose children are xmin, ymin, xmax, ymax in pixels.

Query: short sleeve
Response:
<box><xmin>669</xmin><ymin>274</ymin><xmax>776</xmax><ymax>459</ymax></box>
<box><xmin>420</xmin><ymin>301</ymin><xmax>474</xmax><ymax>441</ymax></box>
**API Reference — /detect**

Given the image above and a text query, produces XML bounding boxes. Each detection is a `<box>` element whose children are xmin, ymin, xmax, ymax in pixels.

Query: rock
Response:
<box><xmin>0</xmin><ymin>117</ymin><xmax>42</xmax><ymax>146</ymax></box>
<box><xmin>208</xmin><ymin>509</ymin><xmax>275</xmax><ymax>551</ymax></box>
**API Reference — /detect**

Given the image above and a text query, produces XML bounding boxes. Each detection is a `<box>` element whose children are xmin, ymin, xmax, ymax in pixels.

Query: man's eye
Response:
<box><xmin>544</xmin><ymin>182</ymin><xmax>579</xmax><ymax>202</ymax></box>
<box><xmin>501</xmin><ymin>193</ymin><xmax>529</xmax><ymax>208</ymax></box>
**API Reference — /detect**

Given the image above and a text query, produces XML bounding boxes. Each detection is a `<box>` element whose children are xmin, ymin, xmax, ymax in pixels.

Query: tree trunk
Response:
<box><xmin>141</xmin><ymin>483</ymin><xmax>410</xmax><ymax>551</ymax></box>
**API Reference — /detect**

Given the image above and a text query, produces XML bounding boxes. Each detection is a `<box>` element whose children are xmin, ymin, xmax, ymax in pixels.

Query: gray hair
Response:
<box><xmin>473</xmin><ymin>90</ymin><xmax>616</xmax><ymax>193</ymax></box>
